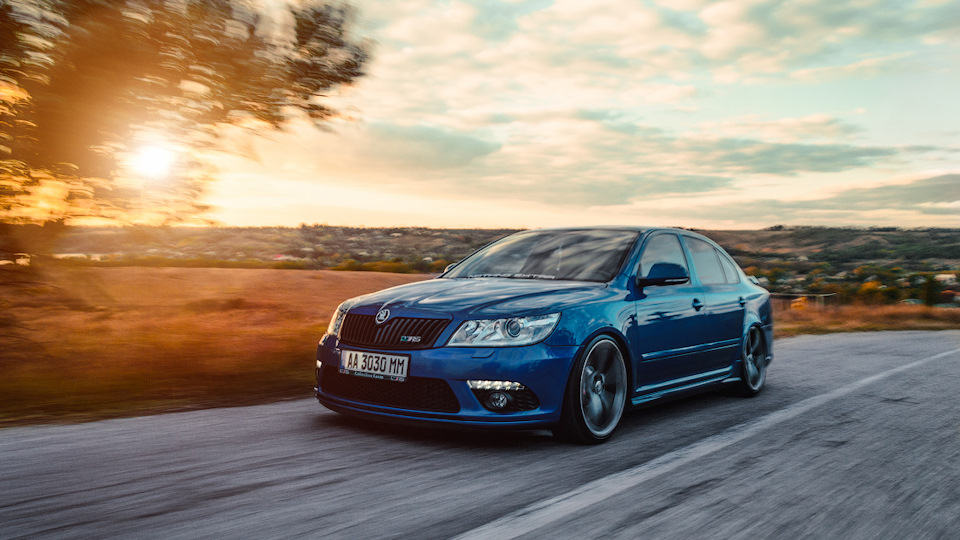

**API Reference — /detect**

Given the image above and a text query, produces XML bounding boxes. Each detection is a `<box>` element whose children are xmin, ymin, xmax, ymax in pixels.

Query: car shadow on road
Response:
<box><xmin>312</xmin><ymin>412</ymin><xmax>558</xmax><ymax>448</ymax></box>
<box><xmin>309</xmin><ymin>387</ymin><xmax>760</xmax><ymax>450</ymax></box>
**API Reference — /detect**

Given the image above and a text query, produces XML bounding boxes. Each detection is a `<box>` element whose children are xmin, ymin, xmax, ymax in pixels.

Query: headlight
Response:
<box><xmin>447</xmin><ymin>313</ymin><xmax>560</xmax><ymax>347</ymax></box>
<box><xmin>326</xmin><ymin>304</ymin><xmax>346</xmax><ymax>337</ymax></box>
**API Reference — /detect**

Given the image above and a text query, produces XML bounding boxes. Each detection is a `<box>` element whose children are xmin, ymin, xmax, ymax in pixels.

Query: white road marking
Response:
<box><xmin>452</xmin><ymin>347</ymin><xmax>960</xmax><ymax>540</ymax></box>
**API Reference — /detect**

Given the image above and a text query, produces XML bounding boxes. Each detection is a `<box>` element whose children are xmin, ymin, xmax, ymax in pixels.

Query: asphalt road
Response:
<box><xmin>2</xmin><ymin>331</ymin><xmax>959</xmax><ymax>540</ymax></box>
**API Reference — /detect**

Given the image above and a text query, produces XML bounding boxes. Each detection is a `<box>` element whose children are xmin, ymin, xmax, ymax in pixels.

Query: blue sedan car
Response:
<box><xmin>315</xmin><ymin>227</ymin><xmax>773</xmax><ymax>443</ymax></box>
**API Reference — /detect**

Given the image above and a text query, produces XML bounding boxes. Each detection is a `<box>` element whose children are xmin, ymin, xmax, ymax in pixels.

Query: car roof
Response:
<box><xmin>526</xmin><ymin>225</ymin><xmax>702</xmax><ymax>235</ymax></box>
<box><xmin>526</xmin><ymin>225</ymin><xmax>651</xmax><ymax>233</ymax></box>
<box><xmin>522</xmin><ymin>226</ymin><xmax>723</xmax><ymax>248</ymax></box>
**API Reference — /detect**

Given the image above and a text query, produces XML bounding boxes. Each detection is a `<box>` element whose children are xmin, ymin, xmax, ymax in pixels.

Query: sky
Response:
<box><xmin>204</xmin><ymin>0</ymin><xmax>960</xmax><ymax>230</ymax></box>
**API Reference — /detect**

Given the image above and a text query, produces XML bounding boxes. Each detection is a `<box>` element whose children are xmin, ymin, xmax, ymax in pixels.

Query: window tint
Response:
<box><xmin>685</xmin><ymin>237</ymin><xmax>725</xmax><ymax>285</ymax></box>
<box><xmin>639</xmin><ymin>234</ymin><xmax>688</xmax><ymax>277</ymax></box>
<box><xmin>717</xmin><ymin>250</ymin><xmax>741</xmax><ymax>284</ymax></box>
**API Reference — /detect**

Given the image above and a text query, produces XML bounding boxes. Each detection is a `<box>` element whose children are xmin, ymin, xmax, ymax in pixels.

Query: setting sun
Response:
<box><xmin>129</xmin><ymin>145</ymin><xmax>176</xmax><ymax>179</ymax></box>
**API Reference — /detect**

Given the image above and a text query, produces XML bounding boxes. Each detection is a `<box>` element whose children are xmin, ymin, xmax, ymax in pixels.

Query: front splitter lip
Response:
<box><xmin>315</xmin><ymin>390</ymin><xmax>560</xmax><ymax>430</ymax></box>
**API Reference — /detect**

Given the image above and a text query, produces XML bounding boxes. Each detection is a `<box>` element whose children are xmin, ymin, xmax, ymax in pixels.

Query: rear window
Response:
<box><xmin>685</xmin><ymin>237</ymin><xmax>725</xmax><ymax>286</ymax></box>
<box><xmin>717</xmin><ymin>251</ymin><xmax>741</xmax><ymax>284</ymax></box>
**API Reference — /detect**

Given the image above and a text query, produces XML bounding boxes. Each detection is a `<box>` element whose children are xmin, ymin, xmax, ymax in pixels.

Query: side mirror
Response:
<box><xmin>637</xmin><ymin>262</ymin><xmax>689</xmax><ymax>287</ymax></box>
<box><xmin>444</xmin><ymin>262</ymin><xmax>458</xmax><ymax>273</ymax></box>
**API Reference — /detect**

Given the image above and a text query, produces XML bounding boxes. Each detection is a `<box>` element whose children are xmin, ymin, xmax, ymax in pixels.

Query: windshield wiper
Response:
<box><xmin>464</xmin><ymin>273</ymin><xmax>557</xmax><ymax>280</ymax></box>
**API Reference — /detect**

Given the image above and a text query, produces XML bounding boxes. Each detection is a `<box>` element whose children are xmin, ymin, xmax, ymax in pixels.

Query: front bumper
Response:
<box><xmin>314</xmin><ymin>335</ymin><xmax>579</xmax><ymax>429</ymax></box>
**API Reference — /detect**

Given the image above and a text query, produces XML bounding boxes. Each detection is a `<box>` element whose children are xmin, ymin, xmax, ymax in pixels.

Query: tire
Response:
<box><xmin>556</xmin><ymin>336</ymin><xmax>628</xmax><ymax>444</ymax></box>
<box><xmin>735</xmin><ymin>325</ymin><xmax>768</xmax><ymax>397</ymax></box>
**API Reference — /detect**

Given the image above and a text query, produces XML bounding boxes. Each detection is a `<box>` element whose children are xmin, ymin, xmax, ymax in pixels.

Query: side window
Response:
<box><xmin>639</xmin><ymin>234</ymin><xmax>688</xmax><ymax>277</ymax></box>
<box><xmin>685</xmin><ymin>237</ymin><xmax>725</xmax><ymax>285</ymax></box>
<box><xmin>717</xmin><ymin>250</ymin><xmax>741</xmax><ymax>284</ymax></box>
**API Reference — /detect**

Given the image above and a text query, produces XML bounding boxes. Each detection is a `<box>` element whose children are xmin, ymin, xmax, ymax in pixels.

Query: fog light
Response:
<box><xmin>486</xmin><ymin>391</ymin><xmax>509</xmax><ymax>409</ymax></box>
<box><xmin>470</xmin><ymin>383</ymin><xmax>540</xmax><ymax>413</ymax></box>
<box><xmin>467</xmin><ymin>380</ymin><xmax>524</xmax><ymax>391</ymax></box>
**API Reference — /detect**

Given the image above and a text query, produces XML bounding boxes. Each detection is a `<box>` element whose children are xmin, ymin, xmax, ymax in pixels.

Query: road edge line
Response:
<box><xmin>451</xmin><ymin>347</ymin><xmax>960</xmax><ymax>540</ymax></box>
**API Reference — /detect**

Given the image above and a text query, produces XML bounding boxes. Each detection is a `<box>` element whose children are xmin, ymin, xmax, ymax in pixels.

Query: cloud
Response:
<box><xmin>466</xmin><ymin>173</ymin><xmax>737</xmax><ymax>207</ymax></box>
<box><xmin>694</xmin><ymin>114</ymin><xmax>863</xmax><ymax>143</ymax></box>
<box><xmin>576</xmin><ymin>109</ymin><xmax>666</xmax><ymax>136</ymax></box>
<box><xmin>694</xmin><ymin>0</ymin><xmax>960</xmax><ymax>80</ymax></box>
<box><xmin>800</xmin><ymin>174</ymin><xmax>960</xmax><ymax>212</ymax></box>
<box><xmin>362</xmin><ymin>123</ymin><xmax>501</xmax><ymax>169</ymax></box>
<box><xmin>463</xmin><ymin>0</ymin><xmax>543</xmax><ymax>41</ymax></box>
<box><xmin>629</xmin><ymin>175</ymin><xmax>736</xmax><ymax>196</ymax></box>
<box><xmin>378</xmin><ymin>112</ymin><xmax>914</xmax><ymax>206</ymax></box>
<box><xmin>571</xmin><ymin>110</ymin><xmax>904</xmax><ymax>177</ymax></box>
<box><xmin>790</xmin><ymin>53</ymin><xmax>915</xmax><ymax>82</ymax></box>
<box><xmin>688</xmin><ymin>139</ymin><xmax>897</xmax><ymax>175</ymax></box>
<box><xmin>264</xmin><ymin>110</ymin><xmax>928</xmax><ymax>208</ymax></box>
<box><xmin>204</xmin><ymin>1</ymin><xmax>960</xmax><ymax>229</ymax></box>
<box><xmin>346</xmin><ymin>0</ymin><xmax>960</xmax><ymax>145</ymax></box>
<box><xmin>682</xmin><ymin>174</ymin><xmax>960</xmax><ymax>225</ymax></box>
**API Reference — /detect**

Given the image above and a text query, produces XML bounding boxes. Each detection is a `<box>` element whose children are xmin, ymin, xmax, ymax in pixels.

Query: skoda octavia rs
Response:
<box><xmin>314</xmin><ymin>227</ymin><xmax>773</xmax><ymax>443</ymax></box>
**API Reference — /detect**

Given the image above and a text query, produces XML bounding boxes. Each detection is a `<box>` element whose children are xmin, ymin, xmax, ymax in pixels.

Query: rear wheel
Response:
<box><xmin>735</xmin><ymin>325</ymin><xmax>768</xmax><ymax>397</ymax></box>
<box><xmin>557</xmin><ymin>336</ymin><xmax>628</xmax><ymax>444</ymax></box>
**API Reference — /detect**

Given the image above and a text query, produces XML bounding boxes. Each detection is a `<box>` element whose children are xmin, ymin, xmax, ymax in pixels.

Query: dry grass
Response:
<box><xmin>2</xmin><ymin>266</ymin><xmax>959</xmax><ymax>426</ymax></box>
<box><xmin>0</xmin><ymin>267</ymin><xmax>428</xmax><ymax>426</ymax></box>
<box><xmin>774</xmin><ymin>303</ymin><xmax>960</xmax><ymax>337</ymax></box>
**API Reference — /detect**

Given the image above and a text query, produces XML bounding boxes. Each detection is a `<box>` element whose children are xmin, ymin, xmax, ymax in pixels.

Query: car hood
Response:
<box><xmin>347</xmin><ymin>277</ymin><xmax>611</xmax><ymax>318</ymax></box>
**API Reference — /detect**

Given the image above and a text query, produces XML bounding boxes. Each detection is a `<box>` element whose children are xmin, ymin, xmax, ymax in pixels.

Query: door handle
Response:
<box><xmin>692</xmin><ymin>298</ymin><xmax>703</xmax><ymax>311</ymax></box>
<box><xmin>738</xmin><ymin>296</ymin><xmax>746</xmax><ymax>307</ymax></box>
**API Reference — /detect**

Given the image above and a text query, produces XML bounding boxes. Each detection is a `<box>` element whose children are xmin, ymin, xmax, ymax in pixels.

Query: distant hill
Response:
<box><xmin>700</xmin><ymin>226</ymin><xmax>960</xmax><ymax>271</ymax></box>
<box><xmin>2</xmin><ymin>224</ymin><xmax>958</xmax><ymax>272</ymax></box>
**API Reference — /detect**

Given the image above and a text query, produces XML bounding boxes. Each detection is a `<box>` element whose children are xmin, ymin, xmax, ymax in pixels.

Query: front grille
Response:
<box><xmin>320</xmin><ymin>366</ymin><xmax>460</xmax><ymax>413</ymax></box>
<box><xmin>339</xmin><ymin>313</ymin><xmax>449</xmax><ymax>350</ymax></box>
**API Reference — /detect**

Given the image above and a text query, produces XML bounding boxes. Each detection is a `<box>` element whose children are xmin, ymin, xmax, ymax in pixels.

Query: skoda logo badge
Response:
<box><xmin>375</xmin><ymin>308</ymin><xmax>391</xmax><ymax>324</ymax></box>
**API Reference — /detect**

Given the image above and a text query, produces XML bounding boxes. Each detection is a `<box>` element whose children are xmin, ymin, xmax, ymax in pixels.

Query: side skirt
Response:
<box><xmin>631</xmin><ymin>367</ymin><xmax>734</xmax><ymax>407</ymax></box>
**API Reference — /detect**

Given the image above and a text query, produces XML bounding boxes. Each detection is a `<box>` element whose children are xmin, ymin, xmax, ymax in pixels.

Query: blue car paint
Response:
<box><xmin>317</xmin><ymin>339</ymin><xmax>579</xmax><ymax>426</ymax></box>
<box><xmin>347</xmin><ymin>278</ymin><xmax>613</xmax><ymax>319</ymax></box>
<box><xmin>315</xmin><ymin>227</ymin><xmax>773</xmax><ymax>430</ymax></box>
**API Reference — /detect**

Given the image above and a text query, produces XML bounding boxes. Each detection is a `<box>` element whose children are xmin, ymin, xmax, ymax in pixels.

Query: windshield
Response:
<box><xmin>444</xmin><ymin>229</ymin><xmax>639</xmax><ymax>282</ymax></box>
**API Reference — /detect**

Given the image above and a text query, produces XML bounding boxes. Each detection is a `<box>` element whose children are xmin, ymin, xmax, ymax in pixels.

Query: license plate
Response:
<box><xmin>339</xmin><ymin>349</ymin><xmax>409</xmax><ymax>382</ymax></box>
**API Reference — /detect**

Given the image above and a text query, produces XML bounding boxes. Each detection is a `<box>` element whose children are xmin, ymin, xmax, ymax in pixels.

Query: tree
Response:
<box><xmin>921</xmin><ymin>275</ymin><xmax>942</xmax><ymax>307</ymax></box>
<box><xmin>0</xmin><ymin>0</ymin><xmax>367</xmax><ymax>242</ymax></box>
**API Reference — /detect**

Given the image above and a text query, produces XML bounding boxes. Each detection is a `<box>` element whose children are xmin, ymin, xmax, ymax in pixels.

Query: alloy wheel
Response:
<box><xmin>578</xmin><ymin>338</ymin><xmax>627</xmax><ymax>439</ymax></box>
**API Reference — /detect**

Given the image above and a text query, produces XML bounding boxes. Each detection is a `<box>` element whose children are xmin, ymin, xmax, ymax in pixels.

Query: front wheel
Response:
<box><xmin>735</xmin><ymin>325</ymin><xmax>768</xmax><ymax>397</ymax></box>
<box><xmin>557</xmin><ymin>336</ymin><xmax>628</xmax><ymax>444</ymax></box>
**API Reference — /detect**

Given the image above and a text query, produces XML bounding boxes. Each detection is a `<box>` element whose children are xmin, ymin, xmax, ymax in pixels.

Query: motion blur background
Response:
<box><xmin>1</xmin><ymin>0</ymin><xmax>958</xmax><ymax>425</ymax></box>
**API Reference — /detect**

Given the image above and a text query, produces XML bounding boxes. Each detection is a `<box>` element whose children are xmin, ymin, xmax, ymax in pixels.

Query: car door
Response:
<box><xmin>682</xmin><ymin>236</ymin><xmax>746</xmax><ymax>372</ymax></box>
<box><xmin>631</xmin><ymin>232</ymin><xmax>707</xmax><ymax>393</ymax></box>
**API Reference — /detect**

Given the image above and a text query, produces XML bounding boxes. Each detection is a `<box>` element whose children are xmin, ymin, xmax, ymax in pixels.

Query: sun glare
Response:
<box><xmin>130</xmin><ymin>145</ymin><xmax>177</xmax><ymax>179</ymax></box>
